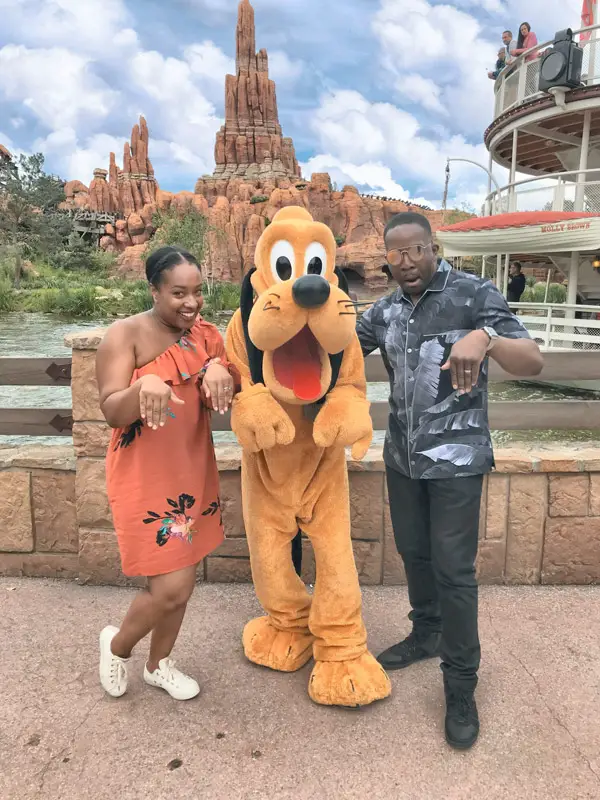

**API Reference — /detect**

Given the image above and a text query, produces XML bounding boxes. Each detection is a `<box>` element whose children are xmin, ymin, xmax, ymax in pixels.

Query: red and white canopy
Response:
<box><xmin>437</xmin><ymin>211</ymin><xmax>600</xmax><ymax>257</ymax></box>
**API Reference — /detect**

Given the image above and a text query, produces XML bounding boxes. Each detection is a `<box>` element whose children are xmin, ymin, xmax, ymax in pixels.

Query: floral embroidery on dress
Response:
<box><xmin>202</xmin><ymin>495</ymin><xmax>223</xmax><ymax>527</ymax></box>
<box><xmin>177</xmin><ymin>333</ymin><xmax>197</xmax><ymax>353</ymax></box>
<box><xmin>114</xmin><ymin>419</ymin><xmax>143</xmax><ymax>450</ymax></box>
<box><xmin>144</xmin><ymin>493</ymin><xmax>196</xmax><ymax>547</ymax></box>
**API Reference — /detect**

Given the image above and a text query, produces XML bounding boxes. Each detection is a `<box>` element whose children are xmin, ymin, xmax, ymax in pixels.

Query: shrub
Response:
<box><xmin>0</xmin><ymin>280</ymin><xmax>16</xmax><ymax>312</ymax></box>
<box><xmin>335</xmin><ymin>235</ymin><xmax>346</xmax><ymax>247</ymax></box>
<box><xmin>53</xmin><ymin>285</ymin><xmax>99</xmax><ymax>317</ymax></box>
<box><xmin>147</xmin><ymin>203</ymin><xmax>209</xmax><ymax>266</ymax></box>
<box><xmin>250</xmin><ymin>195</ymin><xmax>268</xmax><ymax>204</ymax></box>
<box><xmin>202</xmin><ymin>281</ymin><xmax>241</xmax><ymax>316</ymax></box>
<box><xmin>122</xmin><ymin>285</ymin><xmax>153</xmax><ymax>315</ymax></box>
<box><xmin>521</xmin><ymin>281</ymin><xmax>567</xmax><ymax>304</ymax></box>
<box><xmin>50</xmin><ymin>237</ymin><xmax>115</xmax><ymax>274</ymax></box>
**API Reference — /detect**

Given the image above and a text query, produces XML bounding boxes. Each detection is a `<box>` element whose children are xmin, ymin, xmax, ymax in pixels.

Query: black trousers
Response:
<box><xmin>386</xmin><ymin>467</ymin><xmax>483</xmax><ymax>690</ymax></box>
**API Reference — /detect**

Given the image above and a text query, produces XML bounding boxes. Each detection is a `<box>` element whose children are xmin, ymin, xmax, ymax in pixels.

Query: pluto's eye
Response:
<box><xmin>304</xmin><ymin>242</ymin><xmax>327</xmax><ymax>276</ymax></box>
<box><xmin>270</xmin><ymin>240</ymin><xmax>295</xmax><ymax>282</ymax></box>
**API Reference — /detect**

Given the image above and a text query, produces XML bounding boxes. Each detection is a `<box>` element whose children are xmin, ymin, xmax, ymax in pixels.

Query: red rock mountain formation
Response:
<box><xmin>58</xmin><ymin>0</ymin><xmax>453</xmax><ymax>286</ymax></box>
<box><xmin>208</xmin><ymin>0</ymin><xmax>300</xmax><ymax>182</ymax></box>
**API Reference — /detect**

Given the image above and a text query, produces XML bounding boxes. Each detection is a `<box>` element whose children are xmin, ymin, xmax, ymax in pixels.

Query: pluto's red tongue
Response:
<box><xmin>272</xmin><ymin>326</ymin><xmax>322</xmax><ymax>401</ymax></box>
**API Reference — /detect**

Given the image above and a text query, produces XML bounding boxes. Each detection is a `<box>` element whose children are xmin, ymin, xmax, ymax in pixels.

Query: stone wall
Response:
<box><xmin>1</xmin><ymin>329</ymin><xmax>599</xmax><ymax>586</ymax></box>
<box><xmin>0</xmin><ymin>447</ymin><xmax>79</xmax><ymax>579</ymax></box>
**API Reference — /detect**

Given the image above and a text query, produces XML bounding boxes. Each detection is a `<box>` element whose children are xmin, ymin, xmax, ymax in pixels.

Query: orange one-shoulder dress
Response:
<box><xmin>105</xmin><ymin>319</ymin><xmax>235</xmax><ymax>578</ymax></box>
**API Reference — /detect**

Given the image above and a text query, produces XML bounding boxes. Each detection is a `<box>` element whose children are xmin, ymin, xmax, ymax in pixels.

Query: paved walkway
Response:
<box><xmin>1</xmin><ymin>579</ymin><xmax>600</xmax><ymax>800</ymax></box>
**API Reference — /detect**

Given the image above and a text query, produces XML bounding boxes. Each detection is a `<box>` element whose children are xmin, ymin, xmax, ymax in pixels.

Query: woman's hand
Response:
<box><xmin>139</xmin><ymin>374</ymin><xmax>184</xmax><ymax>430</ymax></box>
<box><xmin>202</xmin><ymin>361</ymin><xmax>235</xmax><ymax>414</ymax></box>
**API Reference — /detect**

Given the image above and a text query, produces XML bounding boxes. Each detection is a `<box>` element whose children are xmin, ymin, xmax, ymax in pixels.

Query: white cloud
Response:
<box><xmin>372</xmin><ymin>0</ymin><xmax>496</xmax><ymax>136</ymax></box>
<box><xmin>395</xmin><ymin>73</ymin><xmax>447</xmax><ymax>115</ymax></box>
<box><xmin>33</xmin><ymin>127</ymin><xmax>126</xmax><ymax>181</ymax></box>
<box><xmin>0</xmin><ymin>132</ymin><xmax>15</xmax><ymax>151</ymax></box>
<box><xmin>302</xmin><ymin>153</ymin><xmax>434</xmax><ymax>205</ymax></box>
<box><xmin>451</xmin><ymin>0</ymin><xmax>507</xmax><ymax>13</ymax></box>
<box><xmin>311</xmin><ymin>89</ymin><xmax>487</xmax><ymax>189</ymax></box>
<box><xmin>0</xmin><ymin>0</ymin><xmax>131</xmax><ymax>57</ymax></box>
<box><xmin>184</xmin><ymin>41</ymin><xmax>235</xmax><ymax>85</ymax></box>
<box><xmin>0</xmin><ymin>45</ymin><xmax>118</xmax><ymax>130</ymax></box>
<box><xmin>127</xmin><ymin>49</ymin><xmax>223</xmax><ymax>175</ymax></box>
<box><xmin>10</xmin><ymin>118</ymin><xmax>25</xmax><ymax>130</ymax></box>
<box><xmin>268</xmin><ymin>50</ymin><xmax>303</xmax><ymax>84</ymax></box>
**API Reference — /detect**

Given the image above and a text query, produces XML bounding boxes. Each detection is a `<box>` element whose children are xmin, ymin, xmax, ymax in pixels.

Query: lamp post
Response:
<box><xmin>441</xmin><ymin>158</ymin><xmax>501</xmax><ymax>223</ymax></box>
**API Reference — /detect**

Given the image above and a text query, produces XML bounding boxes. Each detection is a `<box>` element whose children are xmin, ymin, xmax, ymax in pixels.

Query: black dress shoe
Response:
<box><xmin>444</xmin><ymin>687</ymin><xmax>480</xmax><ymax>750</ymax></box>
<box><xmin>377</xmin><ymin>630</ymin><xmax>441</xmax><ymax>671</ymax></box>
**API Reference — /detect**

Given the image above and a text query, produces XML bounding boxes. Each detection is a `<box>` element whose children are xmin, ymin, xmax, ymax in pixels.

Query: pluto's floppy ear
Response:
<box><xmin>240</xmin><ymin>267</ymin><xmax>264</xmax><ymax>385</ymax></box>
<box><xmin>334</xmin><ymin>267</ymin><xmax>349</xmax><ymax>295</ymax></box>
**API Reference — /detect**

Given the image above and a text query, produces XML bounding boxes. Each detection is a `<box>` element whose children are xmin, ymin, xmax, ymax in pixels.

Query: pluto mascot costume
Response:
<box><xmin>225</xmin><ymin>206</ymin><xmax>391</xmax><ymax>708</ymax></box>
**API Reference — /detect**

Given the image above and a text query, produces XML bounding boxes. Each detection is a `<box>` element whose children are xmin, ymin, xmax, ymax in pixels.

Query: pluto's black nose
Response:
<box><xmin>292</xmin><ymin>275</ymin><xmax>331</xmax><ymax>308</ymax></box>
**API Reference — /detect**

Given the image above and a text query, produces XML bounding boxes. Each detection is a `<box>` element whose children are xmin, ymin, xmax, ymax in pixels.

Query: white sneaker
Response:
<box><xmin>99</xmin><ymin>625</ymin><xmax>129</xmax><ymax>698</ymax></box>
<box><xmin>143</xmin><ymin>658</ymin><xmax>200</xmax><ymax>700</ymax></box>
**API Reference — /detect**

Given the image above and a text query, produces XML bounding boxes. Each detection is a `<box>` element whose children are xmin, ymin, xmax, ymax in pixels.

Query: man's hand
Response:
<box><xmin>441</xmin><ymin>330</ymin><xmax>489</xmax><ymax>395</ymax></box>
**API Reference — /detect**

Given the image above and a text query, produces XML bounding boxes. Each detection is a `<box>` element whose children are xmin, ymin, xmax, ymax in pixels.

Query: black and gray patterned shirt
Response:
<box><xmin>356</xmin><ymin>260</ymin><xmax>531</xmax><ymax>479</ymax></box>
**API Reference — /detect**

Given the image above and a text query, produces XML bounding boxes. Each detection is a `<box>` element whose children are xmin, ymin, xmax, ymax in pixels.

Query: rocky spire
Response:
<box><xmin>211</xmin><ymin>0</ymin><xmax>301</xmax><ymax>181</ymax></box>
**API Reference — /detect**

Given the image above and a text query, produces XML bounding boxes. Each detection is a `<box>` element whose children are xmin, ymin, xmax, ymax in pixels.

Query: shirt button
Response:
<box><xmin>411</xmin><ymin>460</ymin><xmax>416</xmax><ymax>466</ymax></box>
<box><xmin>407</xmin><ymin>348</ymin><xmax>412</xmax><ymax>353</ymax></box>
<box><xmin>409</xmin><ymin>319</ymin><xmax>415</xmax><ymax>324</ymax></box>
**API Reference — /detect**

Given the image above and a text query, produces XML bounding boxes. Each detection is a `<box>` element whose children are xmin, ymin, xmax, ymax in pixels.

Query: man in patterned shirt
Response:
<box><xmin>357</xmin><ymin>212</ymin><xmax>543</xmax><ymax>749</ymax></box>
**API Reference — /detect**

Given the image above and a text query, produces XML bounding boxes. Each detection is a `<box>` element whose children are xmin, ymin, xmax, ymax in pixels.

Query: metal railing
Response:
<box><xmin>486</xmin><ymin>167</ymin><xmax>600</xmax><ymax>215</ymax></box>
<box><xmin>2</xmin><ymin>351</ymin><xmax>600</xmax><ymax>435</ymax></box>
<box><xmin>512</xmin><ymin>301</ymin><xmax>600</xmax><ymax>349</ymax></box>
<box><xmin>494</xmin><ymin>24</ymin><xmax>600</xmax><ymax>118</ymax></box>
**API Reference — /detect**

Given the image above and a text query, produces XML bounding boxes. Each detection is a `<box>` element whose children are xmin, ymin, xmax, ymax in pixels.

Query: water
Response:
<box><xmin>0</xmin><ymin>313</ymin><xmax>597</xmax><ymax>449</ymax></box>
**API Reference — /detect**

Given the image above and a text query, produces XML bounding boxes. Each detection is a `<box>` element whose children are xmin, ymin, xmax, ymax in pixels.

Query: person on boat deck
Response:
<box><xmin>95</xmin><ymin>245</ymin><xmax>239</xmax><ymax>701</ymax></box>
<box><xmin>507</xmin><ymin>261</ymin><xmax>526</xmax><ymax>304</ymax></box>
<box><xmin>356</xmin><ymin>212</ymin><xmax>543</xmax><ymax>750</ymax></box>
<box><xmin>512</xmin><ymin>22</ymin><xmax>538</xmax><ymax>61</ymax></box>
<box><xmin>488</xmin><ymin>48</ymin><xmax>507</xmax><ymax>80</ymax></box>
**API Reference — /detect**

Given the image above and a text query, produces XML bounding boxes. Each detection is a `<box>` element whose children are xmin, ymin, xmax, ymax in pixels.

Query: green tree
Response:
<box><xmin>146</xmin><ymin>201</ymin><xmax>210</xmax><ymax>267</ymax></box>
<box><xmin>0</xmin><ymin>153</ymin><xmax>69</xmax><ymax>284</ymax></box>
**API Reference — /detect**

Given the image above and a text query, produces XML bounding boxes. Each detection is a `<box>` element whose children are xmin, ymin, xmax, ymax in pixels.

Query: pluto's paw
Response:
<box><xmin>308</xmin><ymin>651</ymin><xmax>391</xmax><ymax>707</ymax></box>
<box><xmin>243</xmin><ymin>616</ymin><xmax>314</xmax><ymax>673</ymax></box>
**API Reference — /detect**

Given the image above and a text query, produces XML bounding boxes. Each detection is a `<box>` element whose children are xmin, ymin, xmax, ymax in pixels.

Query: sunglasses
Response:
<box><xmin>386</xmin><ymin>243</ymin><xmax>432</xmax><ymax>266</ymax></box>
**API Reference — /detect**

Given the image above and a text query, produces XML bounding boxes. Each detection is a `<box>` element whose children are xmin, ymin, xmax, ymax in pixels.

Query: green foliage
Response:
<box><xmin>50</xmin><ymin>234</ymin><xmax>116</xmax><ymax>273</ymax></box>
<box><xmin>0</xmin><ymin>153</ymin><xmax>68</xmax><ymax>260</ymax></box>
<box><xmin>521</xmin><ymin>281</ymin><xmax>567</xmax><ymax>304</ymax></box>
<box><xmin>264</xmin><ymin>216</ymin><xmax>271</xmax><ymax>227</ymax></box>
<box><xmin>0</xmin><ymin>253</ymin><xmax>239</xmax><ymax>319</ymax></box>
<box><xmin>526</xmin><ymin>275</ymin><xmax>537</xmax><ymax>288</ymax></box>
<box><xmin>0</xmin><ymin>280</ymin><xmax>16</xmax><ymax>312</ymax></box>
<box><xmin>295</xmin><ymin>184</ymin><xmax>307</xmax><ymax>190</ymax></box>
<box><xmin>250</xmin><ymin>195</ymin><xmax>268</xmax><ymax>204</ymax></box>
<box><xmin>202</xmin><ymin>281</ymin><xmax>241</xmax><ymax>318</ymax></box>
<box><xmin>147</xmin><ymin>202</ymin><xmax>210</xmax><ymax>266</ymax></box>
<box><xmin>335</xmin><ymin>234</ymin><xmax>346</xmax><ymax>247</ymax></box>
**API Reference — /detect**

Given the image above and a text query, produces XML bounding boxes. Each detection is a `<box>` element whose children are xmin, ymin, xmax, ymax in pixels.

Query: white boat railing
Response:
<box><xmin>485</xmin><ymin>167</ymin><xmax>600</xmax><ymax>215</ymax></box>
<box><xmin>512</xmin><ymin>301</ymin><xmax>600</xmax><ymax>349</ymax></box>
<box><xmin>493</xmin><ymin>24</ymin><xmax>600</xmax><ymax>119</ymax></box>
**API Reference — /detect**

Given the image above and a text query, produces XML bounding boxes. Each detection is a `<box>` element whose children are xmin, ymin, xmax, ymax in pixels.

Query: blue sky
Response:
<box><xmin>0</xmin><ymin>0</ymin><xmax>583</xmax><ymax>209</ymax></box>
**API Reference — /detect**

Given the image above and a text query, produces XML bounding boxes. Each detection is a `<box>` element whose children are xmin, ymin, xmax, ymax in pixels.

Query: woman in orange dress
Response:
<box><xmin>95</xmin><ymin>245</ymin><xmax>238</xmax><ymax>701</ymax></box>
